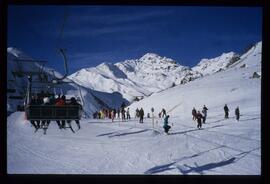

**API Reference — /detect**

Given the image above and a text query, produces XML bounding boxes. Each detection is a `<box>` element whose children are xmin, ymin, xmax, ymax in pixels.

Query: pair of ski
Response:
<box><xmin>34</xmin><ymin>123</ymin><xmax>76</xmax><ymax>134</ymax></box>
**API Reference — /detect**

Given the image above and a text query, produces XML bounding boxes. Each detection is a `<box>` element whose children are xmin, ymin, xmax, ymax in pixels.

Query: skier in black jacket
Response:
<box><xmin>196</xmin><ymin>111</ymin><xmax>203</xmax><ymax>129</ymax></box>
<box><xmin>235</xmin><ymin>106</ymin><xmax>240</xmax><ymax>121</ymax></box>
<box><xmin>192</xmin><ymin>108</ymin><xmax>197</xmax><ymax>121</ymax></box>
<box><xmin>224</xmin><ymin>104</ymin><xmax>229</xmax><ymax>119</ymax></box>
<box><xmin>139</xmin><ymin>108</ymin><xmax>144</xmax><ymax>123</ymax></box>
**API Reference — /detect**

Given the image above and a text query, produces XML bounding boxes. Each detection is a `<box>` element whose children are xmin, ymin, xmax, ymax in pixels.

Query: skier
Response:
<box><xmin>158</xmin><ymin>112</ymin><xmax>162</xmax><ymax>118</ymax></box>
<box><xmin>235</xmin><ymin>106</ymin><xmax>240</xmax><ymax>121</ymax></box>
<box><xmin>224</xmin><ymin>104</ymin><xmax>229</xmax><ymax>119</ymax></box>
<box><xmin>192</xmin><ymin>107</ymin><xmax>197</xmax><ymax>121</ymax></box>
<box><xmin>100</xmin><ymin>110</ymin><xmax>105</xmax><ymax>119</ymax></box>
<box><xmin>113</xmin><ymin>109</ymin><xmax>117</xmax><ymax>119</ymax></box>
<box><xmin>202</xmin><ymin>105</ymin><xmax>208</xmax><ymax>123</ymax></box>
<box><xmin>93</xmin><ymin>111</ymin><xmax>98</xmax><ymax>119</ymax></box>
<box><xmin>196</xmin><ymin>111</ymin><xmax>203</xmax><ymax>129</ymax></box>
<box><xmin>163</xmin><ymin>115</ymin><xmax>171</xmax><ymax>134</ymax></box>
<box><xmin>29</xmin><ymin>95</ymin><xmax>39</xmax><ymax>130</ymax></box>
<box><xmin>135</xmin><ymin>108</ymin><xmax>140</xmax><ymax>118</ymax></box>
<box><xmin>56</xmin><ymin>95</ymin><xmax>66</xmax><ymax>129</ymax></box>
<box><xmin>49</xmin><ymin>94</ymin><xmax>56</xmax><ymax>105</ymax></box>
<box><xmin>139</xmin><ymin>108</ymin><xmax>144</xmax><ymax>123</ymax></box>
<box><xmin>41</xmin><ymin>97</ymin><xmax>51</xmax><ymax>134</ymax></box>
<box><xmin>121</xmin><ymin>108</ymin><xmax>126</xmax><ymax>121</ymax></box>
<box><xmin>111</xmin><ymin>109</ymin><xmax>115</xmax><ymax>122</ymax></box>
<box><xmin>147</xmin><ymin>113</ymin><xmax>150</xmax><ymax>118</ymax></box>
<box><xmin>67</xmin><ymin>97</ymin><xmax>82</xmax><ymax>130</ymax></box>
<box><xmin>126</xmin><ymin>108</ymin><xmax>131</xmax><ymax>120</ymax></box>
<box><xmin>162</xmin><ymin>108</ymin><xmax>166</xmax><ymax>118</ymax></box>
<box><xmin>108</xmin><ymin>109</ymin><xmax>111</xmax><ymax>119</ymax></box>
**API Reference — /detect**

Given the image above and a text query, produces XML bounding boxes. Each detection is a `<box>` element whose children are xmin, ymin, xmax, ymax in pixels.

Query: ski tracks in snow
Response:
<box><xmin>14</xmin><ymin>143</ymin><xmax>90</xmax><ymax>174</ymax></box>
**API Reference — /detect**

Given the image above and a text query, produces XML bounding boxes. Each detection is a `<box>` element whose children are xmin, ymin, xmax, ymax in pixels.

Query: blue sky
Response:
<box><xmin>8</xmin><ymin>5</ymin><xmax>262</xmax><ymax>74</ymax></box>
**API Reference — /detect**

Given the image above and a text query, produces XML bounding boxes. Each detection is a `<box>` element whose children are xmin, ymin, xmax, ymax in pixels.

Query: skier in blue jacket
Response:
<box><xmin>163</xmin><ymin>115</ymin><xmax>171</xmax><ymax>134</ymax></box>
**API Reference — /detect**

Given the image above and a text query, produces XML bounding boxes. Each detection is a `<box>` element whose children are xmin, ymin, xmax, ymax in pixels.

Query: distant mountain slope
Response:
<box><xmin>192</xmin><ymin>52</ymin><xmax>241</xmax><ymax>75</ymax></box>
<box><xmin>68</xmin><ymin>53</ymin><xmax>202</xmax><ymax>102</ymax></box>
<box><xmin>128</xmin><ymin>41</ymin><xmax>261</xmax><ymax>117</ymax></box>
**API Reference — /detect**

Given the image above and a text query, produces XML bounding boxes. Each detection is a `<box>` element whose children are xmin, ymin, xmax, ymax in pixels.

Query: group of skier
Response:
<box><xmin>135</xmin><ymin>108</ymin><xmax>145</xmax><ymax>123</ymax></box>
<box><xmin>192</xmin><ymin>105</ymin><xmax>209</xmax><ymax>129</ymax></box>
<box><xmin>162</xmin><ymin>104</ymin><xmax>241</xmax><ymax>134</ymax></box>
<box><xmin>224</xmin><ymin>104</ymin><xmax>240</xmax><ymax>121</ymax></box>
<box><xmin>93</xmin><ymin>107</ymin><xmax>131</xmax><ymax>122</ymax></box>
<box><xmin>91</xmin><ymin>102</ymin><xmax>241</xmax><ymax>135</ymax></box>
<box><xmin>191</xmin><ymin>104</ymin><xmax>240</xmax><ymax>129</ymax></box>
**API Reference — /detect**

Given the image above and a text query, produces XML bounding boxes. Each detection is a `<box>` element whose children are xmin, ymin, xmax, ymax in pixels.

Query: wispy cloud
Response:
<box><xmin>69</xmin><ymin>9</ymin><xmax>175</xmax><ymax>26</ymax></box>
<box><xmin>64</xmin><ymin>24</ymin><xmax>144</xmax><ymax>38</ymax></box>
<box><xmin>64</xmin><ymin>8</ymin><xmax>175</xmax><ymax>38</ymax></box>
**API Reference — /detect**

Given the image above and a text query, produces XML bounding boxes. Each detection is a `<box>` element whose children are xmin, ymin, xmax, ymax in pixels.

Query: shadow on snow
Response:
<box><xmin>144</xmin><ymin>146</ymin><xmax>224</xmax><ymax>174</ymax></box>
<box><xmin>144</xmin><ymin>162</ymin><xmax>176</xmax><ymax>174</ymax></box>
<box><xmin>96</xmin><ymin>128</ymin><xmax>133</xmax><ymax>137</ymax></box>
<box><xmin>145</xmin><ymin>157</ymin><xmax>236</xmax><ymax>175</ymax></box>
<box><xmin>170</xmin><ymin>124</ymin><xmax>226</xmax><ymax>136</ymax></box>
<box><xmin>109</xmin><ymin>129</ymin><xmax>149</xmax><ymax>138</ymax></box>
<box><xmin>177</xmin><ymin>157</ymin><xmax>236</xmax><ymax>175</ymax></box>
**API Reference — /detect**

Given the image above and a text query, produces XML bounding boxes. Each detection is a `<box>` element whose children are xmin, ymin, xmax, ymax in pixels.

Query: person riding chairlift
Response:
<box><xmin>66</xmin><ymin>97</ymin><xmax>82</xmax><ymax>130</ymax></box>
<box><xmin>55</xmin><ymin>95</ymin><xmax>66</xmax><ymax>129</ymax></box>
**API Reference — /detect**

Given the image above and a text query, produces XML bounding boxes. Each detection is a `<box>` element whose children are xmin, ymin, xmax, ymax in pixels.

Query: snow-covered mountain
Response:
<box><xmin>128</xmin><ymin>41</ymin><xmax>261</xmax><ymax>118</ymax></box>
<box><xmin>192</xmin><ymin>52</ymin><xmax>241</xmax><ymax>75</ymax></box>
<box><xmin>68</xmin><ymin>53</ymin><xmax>202</xmax><ymax>102</ymax></box>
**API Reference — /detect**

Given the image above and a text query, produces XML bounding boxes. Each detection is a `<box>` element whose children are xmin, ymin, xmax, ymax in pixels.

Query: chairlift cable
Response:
<box><xmin>55</xmin><ymin>8</ymin><xmax>69</xmax><ymax>50</ymax></box>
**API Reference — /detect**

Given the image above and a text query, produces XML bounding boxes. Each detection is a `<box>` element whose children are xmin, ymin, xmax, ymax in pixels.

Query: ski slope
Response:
<box><xmin>7</xmin><ymin>110</ymin><xmax>260</xmax><ymax>174</ymax></box>
<box><xmin>7</xmin><ymin>42</ymin><xmax>261</xmax><ymax>175</ymax></box>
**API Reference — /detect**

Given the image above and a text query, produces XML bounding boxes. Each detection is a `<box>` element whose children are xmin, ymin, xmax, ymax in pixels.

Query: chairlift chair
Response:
<box><xmin>24</xmin><ymin>49</ymin><xmax>83</xmax><ymax>133</ymax></box>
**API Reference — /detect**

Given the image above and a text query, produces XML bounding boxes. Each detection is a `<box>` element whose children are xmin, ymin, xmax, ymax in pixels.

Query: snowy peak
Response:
<box><xmin>69</xmin><ymin>52</ymin><xmax>202</xmax><ymax>103</ymax></box>
<box><xmin>192</xmin><ymin>51</ymin><xmax>240</xmax><ymax>75</ymax></box>
<box><xmin>198</xmin><ymin>52</ymin><xmax>237</xmax><ymax>65</ymax></box>
<box><xmin>139</xmin><ymin>53</ymin><xmax>177</xmax><ymax>65</ymax></box>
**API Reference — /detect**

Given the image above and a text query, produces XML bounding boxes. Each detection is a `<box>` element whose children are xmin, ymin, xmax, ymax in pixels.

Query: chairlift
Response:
<box><xmin>23</xmin><ymin>9</ymin><xmax>84</xmax><ymax>134</ymax></box>
<box><xmin>24</xmin><ymin>49</ymin><xmax>83</xmax><ymax>133</ymax></box>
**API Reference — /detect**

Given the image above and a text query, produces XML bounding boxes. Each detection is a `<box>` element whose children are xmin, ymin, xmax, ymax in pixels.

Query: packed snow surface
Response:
<box><xmin>7</xmin><ymin>42</ymin><xmax>261</xmax><ymax>174</ymax></box>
